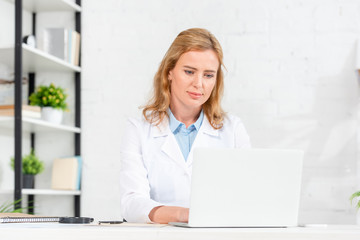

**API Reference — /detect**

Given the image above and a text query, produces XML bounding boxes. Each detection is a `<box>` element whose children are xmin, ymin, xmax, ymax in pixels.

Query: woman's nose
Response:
<box><xmin>193</xmin><ymin>74</ymin><xmax>203</xmax><ymax>88</ymax></box>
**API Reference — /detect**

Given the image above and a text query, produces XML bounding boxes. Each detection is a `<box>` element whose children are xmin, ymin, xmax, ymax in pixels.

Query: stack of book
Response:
<box><xmin>42</xmin><ymin>28</ymin><xmax>81</xmax><ymax>66</ymax></box>
<box><xmin>0</xmin><ymin>105</ymin><xmax>41</xmax><ymax>118</ymax></box>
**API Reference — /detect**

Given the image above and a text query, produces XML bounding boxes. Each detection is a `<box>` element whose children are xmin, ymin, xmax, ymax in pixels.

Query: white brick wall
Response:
<box><xmin>81</xmin><ymin>0</ymin><xmax>360</xmax><ymax>224</ymax></box>
<box><xmin>0</xmin><ymin>0</ymin><xmax>359</xmax><ymax>224</ymax></box>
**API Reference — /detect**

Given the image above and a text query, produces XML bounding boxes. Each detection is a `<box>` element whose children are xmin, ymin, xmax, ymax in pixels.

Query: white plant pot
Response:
<box><xmin>41</xmin><ymin>107</ymin><xmax>63</xmax><ymax>124</ymax></box>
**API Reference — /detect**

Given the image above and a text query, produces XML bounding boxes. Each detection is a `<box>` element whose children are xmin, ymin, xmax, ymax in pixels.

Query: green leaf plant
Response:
<box><xmin>0</xmin><ymin>199</ymin><xmax>31</xmax><ymax>213</ymax></box>
<box><xmin>10</xmin><ymin>149</ymin><xmax>44</xmax><ymax>175</ymax></box>
<box><xmin>29</xmin><ymin>83</ymin><xmax>68</xmax><ymax>111</ymax></box>
<box><xmin>350</xmin><ymin>191</ymin><xmax>360</xmax><ymax>211</ymax></box>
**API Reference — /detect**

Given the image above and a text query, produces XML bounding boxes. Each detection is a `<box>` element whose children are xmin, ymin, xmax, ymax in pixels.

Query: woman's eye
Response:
<box><xmin>205</xmin><ymin>74</ymin><xmax>214</xmax><ymax>78</ymax></box>
<box><xmin>184</xmin><ymin>70</ymin><xmax>194</xmax><ymax>75</ymax></box>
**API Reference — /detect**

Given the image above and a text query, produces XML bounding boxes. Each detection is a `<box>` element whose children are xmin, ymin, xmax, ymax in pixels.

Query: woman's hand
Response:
<box><xmin>149</xmin><ymin>206</ymin><xmax>189</xmax><ymax>224</ymax></box>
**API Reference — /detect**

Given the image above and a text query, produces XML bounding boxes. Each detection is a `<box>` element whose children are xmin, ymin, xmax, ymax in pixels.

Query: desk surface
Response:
<box><xmin>0</xmin><ymin>223</ymin><xmax>360</xmax><ymax>240</ymax></box>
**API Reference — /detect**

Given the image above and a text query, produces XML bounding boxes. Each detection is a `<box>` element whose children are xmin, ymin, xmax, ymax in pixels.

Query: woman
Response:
<box><xmin>119</xmin><ymin>28</ymin><xmax>251</xmax><ymax>223</ymax></box>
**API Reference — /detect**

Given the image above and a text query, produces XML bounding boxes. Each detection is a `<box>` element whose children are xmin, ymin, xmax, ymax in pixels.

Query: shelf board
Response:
<box><xmin>0</xmin><ymin>189</ymin><xmax>81</xmax><ymax>196</ymax></box>
<box><xmin>23</xmin><ymin>189</ymin><xmax>81</xmax><ymax>195</ymax></box>
<box><xmin>0</xmin><ymin>116</ymin><xmax>81</xmax><ymax>133</ymax></box>
<box><xmin>5</xmin><ymin>0</ymin><xmax>81</xmax><ymax>12</ymax></box>
<box><xmin>0</xmin><ymin>44</ymin><xmax>81</xmax><ymax>73</ymax></box>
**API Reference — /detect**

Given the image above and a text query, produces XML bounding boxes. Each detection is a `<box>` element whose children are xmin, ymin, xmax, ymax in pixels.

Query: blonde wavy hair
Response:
<box><xmin>142</xmin><ymin>28</ymin><xmax>225</xmax><ymax>129</ymax></box>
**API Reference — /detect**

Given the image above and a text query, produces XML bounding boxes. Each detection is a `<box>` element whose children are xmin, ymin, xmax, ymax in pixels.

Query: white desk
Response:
<box><xmin>0</xmin><ymin>223</ymin><xmax>359</xmax><ymax>240</ymax></box>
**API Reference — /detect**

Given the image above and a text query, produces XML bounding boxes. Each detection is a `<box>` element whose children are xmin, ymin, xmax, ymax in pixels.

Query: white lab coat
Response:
<box><xmin>119</xmin><ymin>113</ymin><xmax>251</xmax><ymax>223</ymax></box>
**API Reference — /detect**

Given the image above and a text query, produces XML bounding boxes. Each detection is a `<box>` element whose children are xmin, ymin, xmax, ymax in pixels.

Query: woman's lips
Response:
<box><xmin>187</xmin><ymin>91</ymin><xmax>203</xmax><ymax>99</ymax></box>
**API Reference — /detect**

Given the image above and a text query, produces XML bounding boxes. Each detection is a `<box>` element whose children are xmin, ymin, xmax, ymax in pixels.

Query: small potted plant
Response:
<box><xmin>29</xmin><ymin>83</ymin><xmax>68</xmax><ymax>124</ymax></box>
<box><xmin>10</xmin><ymin>149</ymin><xmax>45</xmax><ymax>188</ymax></box>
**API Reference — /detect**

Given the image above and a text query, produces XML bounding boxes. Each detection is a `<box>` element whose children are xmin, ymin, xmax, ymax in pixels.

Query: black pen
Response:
<box><xmin>98</xmin><ymin>220</ymin><xmax>123</xmax><ymax>225</ymax></box>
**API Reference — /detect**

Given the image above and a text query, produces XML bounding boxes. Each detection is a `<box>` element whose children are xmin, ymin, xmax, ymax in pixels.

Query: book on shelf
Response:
<box><xmin>73</xmin><ymin>31</ymin><xmax>81</xmax><ymax>66</ymax></box>
<box><xmin>0</xmin><ymin>105</ymin><xmax>41</xmax><ymax>118</ymax></box>
<box><xmin>43</xmin><ymin>28</ymin><xmax>68</xmax><ymax>61</ymax></box>
<box><xmin>51</xmin><ymin>156</ymin><xmax>82</xmax><ymax>191</ymax></box>
<box><xmin>42</xmin><ymin>28</ymin><xmax>80</xmax><ymax>66</ymax></box>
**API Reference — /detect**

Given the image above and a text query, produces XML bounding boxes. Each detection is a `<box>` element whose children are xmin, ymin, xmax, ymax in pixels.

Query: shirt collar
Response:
<box><xmin>168</xmin><ymin>109</ymin><xmax>204</xmax><ymax>133</ymax></box>
<box><xmin>193</xmin><ymin>110</ymin><xmax>204</xmax><ymax>131</ymax></box>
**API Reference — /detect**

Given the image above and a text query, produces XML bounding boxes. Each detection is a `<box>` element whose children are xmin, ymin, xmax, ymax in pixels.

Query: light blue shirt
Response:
<box><xmin>168</xmin><ymin>109</ymin><xmax>204</xmax><ymax>161</ymax></box>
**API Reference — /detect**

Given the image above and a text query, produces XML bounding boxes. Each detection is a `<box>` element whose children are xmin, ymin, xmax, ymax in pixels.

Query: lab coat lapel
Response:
<box><xmin>187</xmin><ymin>116</ymin><xmax>219</xmax><ymax>166</ymax></box>
<box><xmin>151</xmin><ymin>118</ymin><xmax>187</xmax><ymax>171</ymax></box>
<box><xmin>161</xmin><ymin>134</ymin><xmax>187</xmax><ymax>170</ymax></box>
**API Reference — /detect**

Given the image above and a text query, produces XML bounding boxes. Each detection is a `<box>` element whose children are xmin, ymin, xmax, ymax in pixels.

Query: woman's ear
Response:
<box><xmin>168</xmin><ymin>70</ymin><xmax>173</xmax><ymax>81</ymax></box>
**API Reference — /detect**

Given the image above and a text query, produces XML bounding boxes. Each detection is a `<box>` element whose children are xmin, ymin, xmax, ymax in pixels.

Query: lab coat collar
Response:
<box><xmin>150</xmin><ymin>114</ymin><xmax>219</xmax><ymax>138</ymax></box>
<box><xmin>151</xmin><ymin>117</ymin><xmax>171</xmax><ymax>138</ymax></box>
<box><xmin>151</xmin><ymin>116</ymin><xmax>186</xmax><ymax>170</ymax></box>
<box><xmin>185</xmin><ymin>117</ymin><xmax>219</xmax><ymax>167</ymax></box>
<box><xmin>201</xmin><ymin>115</ymin><xmax>219</xmax><ymax>137</ymax></box>
<box><xmin>151</xmin><ymin>114</ymin><xmax>220</xmax><ymax>172</ymax></box>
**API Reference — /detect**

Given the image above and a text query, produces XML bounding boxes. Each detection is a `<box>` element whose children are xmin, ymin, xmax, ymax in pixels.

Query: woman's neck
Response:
<box><xmin>169</xmin><ymin>105</ymin><xmax>202</xmax><ymax>128</ymax></box>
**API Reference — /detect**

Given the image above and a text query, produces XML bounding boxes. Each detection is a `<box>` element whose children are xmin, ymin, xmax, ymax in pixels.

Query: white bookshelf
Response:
<box><xmin>0</xmin><ymin>189</ymin><xmax>81</xmax><ymax>196</ymax></box>
<box><xmin>0</xmin><ymin>44</ymin><xmax>81</xmax><ymax>73</ymax></box>
<box><xmin>0</xmin><ymin>116</ymin><xmax>81</xmax><ymax>133</ymax></box>
<box><xmin>5</xmin><ymin>0</ymin><xmax>81</xmax><ymax>12</ymax></box>
<box><xmin>0</xmin><ymin>0</ymin><xmax>83</xmax><ymax>216</ymax></box>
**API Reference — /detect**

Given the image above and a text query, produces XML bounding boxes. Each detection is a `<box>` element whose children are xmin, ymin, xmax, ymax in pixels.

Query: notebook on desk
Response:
<box><xmin>169</xmin><ymin>148</ymin><xmax>304</xmax><ymax>228</ymax></box>
<box><xmin>0</xmin><ymin>213</ymin><xmax>94</xmax><ymax>224</ymax></box>
<box><xmin>0</xmin><ymin>213</ymin><xmax>60</xmax><ymax>223</ymax></box>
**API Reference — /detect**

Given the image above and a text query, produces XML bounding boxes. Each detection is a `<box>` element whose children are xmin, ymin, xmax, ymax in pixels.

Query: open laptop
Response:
<box><xmin>169</xmin><ymin>148</ymin><xmax>303</xmax><ymax>228</ymax></box>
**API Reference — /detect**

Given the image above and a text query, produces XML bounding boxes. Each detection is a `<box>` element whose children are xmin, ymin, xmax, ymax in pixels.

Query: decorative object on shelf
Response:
<box><xmin>42</xmin><ymin>28</ymin><xmax>81</xmax><ymax>66</ymax></box>
<box><xmin>51</xmin><ymin>156</ymin><xmax>82</xmax><ymax>190</ymax></box>
<box><xmin>10</xmin><ymin>149</ymin><xmax>45</xmax><ymax>189</ymax></box>
<box><xmin>29</xmin><ymin>83</ymin><xmax>68</xmax><ymax>124</ymax></box>
<box><xmin>22</xmin><ymin>35</ymin><xmax>36</xmax><ymax>48</ymax></box>
<box><xmin>0</xmin><ymin>77</ymin><xmax>28</xmax><ymax>105</ymax></box>
<box><xmin>41</xmin><ymin>107</ymin><xmax>63</xmax><ymax>124</ymax></box>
